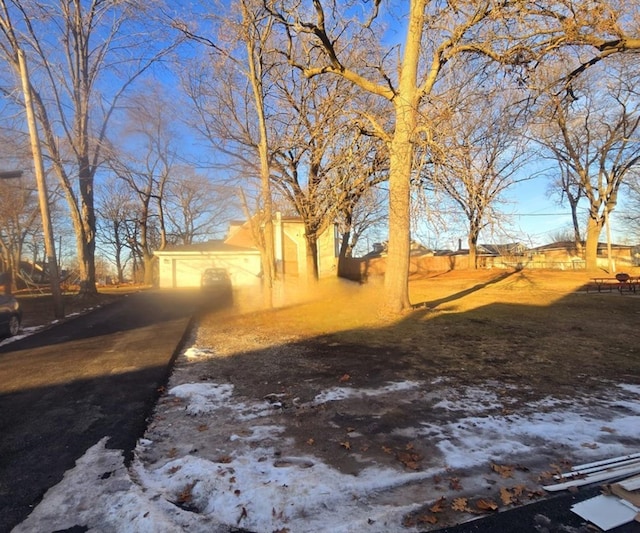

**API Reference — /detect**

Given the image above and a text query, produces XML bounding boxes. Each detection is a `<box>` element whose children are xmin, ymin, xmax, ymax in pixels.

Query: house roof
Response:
<box><xmin>224</xmin><ymin>222</ymin><xmax>258</xmax><ymax>249</ymax></box>
<box><xmin>155</xmin><ymin>240</ymin><xmax>257</xmax><ymax>255</ymax></box>
<box><xmin>475</xmin><ymin>243</ymin><xmax>526</xmax><ymax>256</ymax></box>
<box><xmin>530</xmin><ymin>241</ymin><xmax>633</xmax><ymax>252</ymax></box>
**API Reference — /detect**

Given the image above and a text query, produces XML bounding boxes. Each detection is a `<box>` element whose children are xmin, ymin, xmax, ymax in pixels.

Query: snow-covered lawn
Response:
<box><xmin>14</xmin><ymin>344</ymin><xmax>640</xmax><ymax>533</ymax></box>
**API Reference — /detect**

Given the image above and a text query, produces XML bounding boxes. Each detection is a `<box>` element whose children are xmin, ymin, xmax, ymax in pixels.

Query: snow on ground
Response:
<box><xmin>14</xmin><ymin>346</ymin><xmax>640</xmax><ymax>533</ymax></box>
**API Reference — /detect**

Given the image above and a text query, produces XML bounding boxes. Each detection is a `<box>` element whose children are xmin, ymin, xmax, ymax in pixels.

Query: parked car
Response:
<box><xmin>0</xmin><ymin>294</ymin><xmax>22</xmax><ymax>337</ymax></box>
<box><xmin>200</xmin><ymin>268</ymin><xmax>232</xmax><ymax>295</ymax></box>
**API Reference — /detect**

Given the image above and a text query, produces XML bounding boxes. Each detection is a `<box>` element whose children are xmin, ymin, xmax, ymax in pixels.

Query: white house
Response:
<box><xmin>154</xmin><ymin>213</ymin><xmax>339</xmax><ymax>289</ymax></box>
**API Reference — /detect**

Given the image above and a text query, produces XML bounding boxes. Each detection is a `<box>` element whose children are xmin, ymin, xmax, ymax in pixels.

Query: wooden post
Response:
<box><xmin>18</xmin><ymin>49</ymin><xmax>64</xmax><ymax>319</ymax></box>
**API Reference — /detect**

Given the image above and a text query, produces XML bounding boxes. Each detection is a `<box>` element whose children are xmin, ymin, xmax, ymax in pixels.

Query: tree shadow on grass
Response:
<box><xmin>411</xmin><ymin>270</ymin><xmax>518</xmax><ymax>309</ymax></box>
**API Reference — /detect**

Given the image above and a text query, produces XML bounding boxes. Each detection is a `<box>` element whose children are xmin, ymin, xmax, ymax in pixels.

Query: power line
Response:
<box><xmin>514</xmin><ymin>212</ymin><xmax>571</xmax><ymax>216</ymax></box>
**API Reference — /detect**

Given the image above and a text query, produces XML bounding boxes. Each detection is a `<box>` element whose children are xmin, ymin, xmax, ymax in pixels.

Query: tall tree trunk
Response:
<box><xmin>383</xmin><ymin>1</ymin><xmax>425</xmax><ymax>313</ymax></box>
<box><xmin>242</xmin><ymin>0</ymin><xmax>275</xmax><ymax>294</ymax></box>
<box><xmin>337</xmin><ymin>229</ymin><xmax>351</xmax><ymax>278</ymax></box>
<box><xmin>584</xmin><ymin>215</ymin><xmax>603</xmax><ymax>270</ymax></box>
<box><xmin>386</xmin><ymin>123</ymin><xmax>412</xmax><ymax>312</ymax></box>
<box><xmin>143</xmin><ymin>252</ymin><xmax>155</xmax><ymax>286</ymax></box>
<box><xmin>468</xmin><ymin>235</ymin><xmax>478</xmax><ymax>270</ymax></box>
<box><xmin>568</xmin><ymin>196</ymin><xmax>583</xmax><ymax>253</ymax></box>
<box><xmin>468</xmin><ymin>216</ymin><xmax>481</xmax><ymax>269</ymax></box>
<box><xmin>305</xmin><ymin>233</ymin><xmax>319</xmax><ymax>281</ymax></box>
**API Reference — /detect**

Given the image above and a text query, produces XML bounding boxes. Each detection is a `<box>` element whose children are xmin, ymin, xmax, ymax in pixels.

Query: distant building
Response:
<box><xmin>154</xmin><ymin>214</ymin><xmax>338</xmax><ymax>289</ymax></box>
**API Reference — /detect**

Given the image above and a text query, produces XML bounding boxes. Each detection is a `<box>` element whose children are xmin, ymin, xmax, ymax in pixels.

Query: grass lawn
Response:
<box><xmin>197</xmin><ymin>268</ymin><xmax>640</xmax><ymax>402</ymax></box>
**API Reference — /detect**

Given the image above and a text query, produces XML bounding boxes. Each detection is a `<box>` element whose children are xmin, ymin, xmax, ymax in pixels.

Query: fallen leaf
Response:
<box><xmin>499</xmin><ymin>487</ymin><xmax>513</xmax><ymax>506</ymax></box>
<box><xmin>475</xmin><ymin>499</ymin><xmax>498</xmax><ymax>512</ymax></box>
<box><xmin>167</xmin><ymin>447</ymin><xmax>178</xmax><ymax>458</ymax></box>
<box><xmin>168</xmin><ymin>465</ymin><xmax>181</xmax><ymax>474</ymax></box>
<box><xmin>177</xmin><ymin>482</ymin><xmax>196</xmax><ymax>504</ymax></box>
<box><xmin>537</xmin><ymin>471</ymin><xmax>555</xmax><ymax>483</ymax></box>
<box><xmin>340</xmin><ymin>441</ymin><xmax>351</xmax><ymax>450</ymax></box>
<box><xmin>216</xmin><ymin>456</ymin><xmax>233</xmax><ymax>464</ymax></box>
<box><xmin>405</xmin><ymin>443</ymin><xmax>414</xmax><ymax>450</ymax></box>
<box><xmin>600</xmin><ymin>426</ymin><xmax>616</xmax><ymax>433</ymax></box>
<box><xmin>360</xmin><ymin>444</ymin><xmax>370</xmax><ymax>452</ymax></box>
<box><xmin>417</xmin><ymin>514</ymin><xmax>438</xmax><ymax>525</ymax></box>
<box><xmin>451</xmin><ymin>498</ymin><xmax>469</xmax><ymax>512</ymax></box>
<box><xmin>339</xmin><ymin>373</ymin><xmax>350</xmax><ymax>382</ymax></box>
<box><xmin>234</xmin><ymin>489</ymin><xmax>241</xmax><ymax>496</ymax></box>
<box><xmin>429</xmin><ymin>497</ymin><xmax>446</xmax><ymax>513</ymax></box>
<box><xmin>382</xmin><ymin>445</ymin><xmax>393</xmax><ymax>454</ymax></box>
<box><xmin>581</xmin><ymin>442</ymin><xmax>599</xmax><ymax>449</ymax></box>
<box><xmin>491</xmin><ymin>463</ymin><xmax>514</xmax><ymax>478</ymax></box>
<box><xmin>197</xmin><ymin>424</ymin><xmax>208</xmax><ymax>432</ymax></box>
<box><xmin>306</xmin><ymin>438</ymin><xmax>315</xmax><ymax>446</ymax></box>
<box><xmin>396</xmin><ymin>451</ymin><xmax>422</xmax><ymax>471</ymax></box>
<box><xmin>449</xmin><ymin>477</ymin><xmax>463</xmax><ymax>491</ymax></box>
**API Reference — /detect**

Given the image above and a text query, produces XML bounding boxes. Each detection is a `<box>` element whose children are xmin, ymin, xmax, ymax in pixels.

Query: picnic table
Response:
<box><xmin>589</xmin><ymin>273</ymin><xmax>639</xmax><ymax>293</ymax></box>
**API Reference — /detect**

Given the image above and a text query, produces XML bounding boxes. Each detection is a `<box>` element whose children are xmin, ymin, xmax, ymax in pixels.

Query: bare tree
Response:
<box><xmin>265</xmin><ymin>0</ymin><xmax>640</xmax><ymax>312</ymax></box>
<box><xmin>181</xmin><ymin>5</ymin><xmax>382</xmax><ymax>283</ymax></box>
<box><xmin>268</xmin><ymin>69</ymin><xmax>380</xmax><ymax>280</ymax></box>
<box><xmin>0</xmin><ymin>0</ymin><xmax>178</xmax><ymax>295</ymax></box>
<box><xmin>620</xmin><ymin>175</ymin><xmax>640</xmax><ymax>242</ymax></box>
<box><xmin>545</xmin><ymin>163</ymin><xmax>584</xmax><ymax>250</ymax></box>
<box><xmin>96</xmin><ymin>177</ymin><xmax>136</xmax><ymax>284</ymax></box>
<box><xmin>423</xmin><ymin>65</ymin><xmax>529</xmax><ymax>268</ymax></box>
<box><xmin>534</xmin><ymin>58</ymin><xmax>640</xmax><ymax>270</ymax></box>
<box><xmin>0</xmin><ymin>171</ymin><xmax>40</xmax><ymax>290</ymax></box>
<box><xmin>331</xmin><ymin>134</ymin><xmax>388</xmax><ymax>271</ymax></box>
<box><xmin>174</xmin><ymin>0</ymin><xmax>277</xmax><ymax>290</ymax></box>
<box><xmin>164</xmin><ymin>169</ymin><xmax>238</xmax><ymax>245</ymax></box>
<box><xmin>105</xmin><ymin>91</ymin><xmax>176</xmax><ymax>285</ymax></box>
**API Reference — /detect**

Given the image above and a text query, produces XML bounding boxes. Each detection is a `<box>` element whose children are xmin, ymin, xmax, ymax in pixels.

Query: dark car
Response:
<box><xmin>200</xmin><ymin>268</ymin><xmax>232</xmax><ymax>295</ymax></box>
<box><xmin>0</xmin><ymin>294</ymin><xmax>22</xmax><ymax>337</ymax></box>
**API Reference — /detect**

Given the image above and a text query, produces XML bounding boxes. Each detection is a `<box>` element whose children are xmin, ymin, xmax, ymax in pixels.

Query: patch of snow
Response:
<box><xmin>183</xmin><ymin>347</ymin><xmax>216</xmax><ymax>359</ymax></box>
<box><xmin>13</xmin><ymin>355</ymin><xmax>640</xmax><ymax>533</ymax></box>
<box><xmin>169</xmin><ymin>383</ymin><xmax>234</xmax><ymax>415</ymax></box>
<box><xmin>313</xmin><ymin>380</ymin><xmax>422</xmax><ymax>405</ymax></box>
<box><xmin>618</xmin><ymin>383</ymin><xmax>640</xmax><ymax>396</ymax></box>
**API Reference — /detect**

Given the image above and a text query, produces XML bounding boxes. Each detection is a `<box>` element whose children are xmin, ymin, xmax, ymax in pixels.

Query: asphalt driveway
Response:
<box><xmin>0</xmin><ymin>289</ymin><xmax>204</xmax><ymax>533</ymax></box>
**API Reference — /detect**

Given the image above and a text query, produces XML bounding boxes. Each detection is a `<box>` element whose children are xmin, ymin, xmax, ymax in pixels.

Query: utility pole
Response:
<box><xmin>18</xmin><ymin>49</ymin><xmax>64</xmax><ymax>319</ymax></box>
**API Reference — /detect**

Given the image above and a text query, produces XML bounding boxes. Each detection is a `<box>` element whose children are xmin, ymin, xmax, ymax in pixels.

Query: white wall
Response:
<box><xmin>156</xmin><ymin>252</ymin><xmax>262</xmax><ymax>289</ymax></box>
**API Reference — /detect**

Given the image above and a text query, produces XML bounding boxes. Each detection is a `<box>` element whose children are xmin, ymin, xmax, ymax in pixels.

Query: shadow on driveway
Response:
<box><xmin>0</xmin><ymin>289</ymin><xmax>226</xmax><ymax>533</ymax></box>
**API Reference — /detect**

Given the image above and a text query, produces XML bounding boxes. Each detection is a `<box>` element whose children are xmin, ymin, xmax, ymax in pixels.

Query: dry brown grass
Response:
<box><xmin>197</xmin><ymin>268</ymin><xmax>640</xmax><ymax>400</ymax></box>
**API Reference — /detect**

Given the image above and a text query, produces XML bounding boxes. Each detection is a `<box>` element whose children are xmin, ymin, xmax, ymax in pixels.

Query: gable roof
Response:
<box><xmin>224</xmin><ymin>222</ymin><xmax>258</xmax><ymax>249</ymax></box>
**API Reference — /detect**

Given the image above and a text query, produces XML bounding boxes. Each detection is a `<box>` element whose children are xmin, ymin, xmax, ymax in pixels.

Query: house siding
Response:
<box><xmin>156</xmin><ymin>252</ymin><xmax>261</xmax><ymax>289</ymax></box>
<box><xmin>154</xmin><ymin>216</ymin><xmax>338</xmax><ymax>288</ymax></box>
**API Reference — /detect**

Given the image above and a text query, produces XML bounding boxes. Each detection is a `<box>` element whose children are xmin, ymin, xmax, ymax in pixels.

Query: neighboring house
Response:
<box><xmin>477</xmin><ymin>242</ymin><xmax>527</xmax><ymax>257</ymax></box>
<box><xmin>154</xmin><ymin>213</ymin><xmax>339</xmax><ymax>289</ymax></box>
<box><xmin>528</xmin><ymin>241</ymin><xmax>635</xmax><ymax>270</ymax></box>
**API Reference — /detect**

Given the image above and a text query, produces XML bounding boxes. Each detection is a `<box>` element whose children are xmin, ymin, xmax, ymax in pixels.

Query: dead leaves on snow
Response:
<box><xmin>403</xmin><ymin>462</ymin><xmax>548</xmax><ymax>528</ymax></box>
<box><xmin>403</xmin><ymin>495</ymin><xmax>500</xmax><ymax>528</ymax></box>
